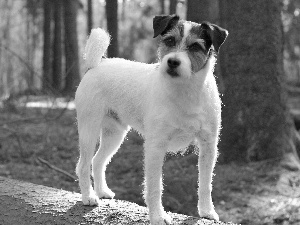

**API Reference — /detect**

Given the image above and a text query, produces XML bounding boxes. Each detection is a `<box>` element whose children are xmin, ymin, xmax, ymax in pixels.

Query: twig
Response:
<box><xmin>0</xmin><ymin>117</ymin><xmax>43</xmax><ymax>127</ymax></box>
<box><xmin>44</xmin><ymin>103</ymin><xmax>70</xmax><ymax>122</ymax></box>
<box><xmin>166</xmin><ymin>195</ymin><xmax>182</xmax><ymax>212</ymax></box>
<box><xmin>0</xmin><ymin>44</ymin><xmax>61</xmax><ymax>96</ymax></box>
<box><xmin>285</xmin><ymin>84</ymin><xmax>300</xmax><ymax>94</ymax></box>
<box><xmin>0</xmin><ymin>44</ymin><xmax>37</xmax><ymax>77</ymax></box>
<box><xmin>37</xmin><ymin>157</ymin><xmax>77</xmax><ymax>181</ymax></box>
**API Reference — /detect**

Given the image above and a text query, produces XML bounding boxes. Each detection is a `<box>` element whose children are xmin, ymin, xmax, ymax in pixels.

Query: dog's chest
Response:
<box><xmin>165</xmin><ymin>106</ymin><xmax>216</xmax><ymax>152</ymax></box>
<box><xmin>166</xmin><ymin>115</ymin><xmax>203</xmax><ymax>152</ymax></box>
<box><xmin>173</xmin><ymin>106</ymin><xmax>207</xmax><ymax>131</ymax></box>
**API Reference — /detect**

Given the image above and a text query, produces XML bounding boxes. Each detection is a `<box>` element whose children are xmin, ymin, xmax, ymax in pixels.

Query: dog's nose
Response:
<box><xmin>167</xmin><ymin>58</ymin><xmax>181</xmax><ymax>69</ymax></box>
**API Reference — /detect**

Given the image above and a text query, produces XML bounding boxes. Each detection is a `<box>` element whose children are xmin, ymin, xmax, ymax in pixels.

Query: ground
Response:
<box><xmin>0</xmin><ymin>97</ymin><xmax>300</xmax><ymax>225</ymax></box>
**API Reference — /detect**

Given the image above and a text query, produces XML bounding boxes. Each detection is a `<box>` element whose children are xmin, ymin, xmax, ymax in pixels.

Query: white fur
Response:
<box><xmin>84</xmin><ymin>28</ymin><xmax>110</xmax><ymax>69</ymax></box>
<box><xmin>160</xmin><ymin>51</ymin><xmax>192</xmax><ymax>79</ymax></box>
<box><xmin>183</xmin><ymin>22</ymin><xmax>192</xmax><ymax>40</ymax></box>
<box><xmin>75</xmin><ymin>28</ymin><xmax>220</xmax><ymax>224</ymax></box>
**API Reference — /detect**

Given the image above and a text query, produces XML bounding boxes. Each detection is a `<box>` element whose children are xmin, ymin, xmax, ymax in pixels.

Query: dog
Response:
<box><xmin>75</xmin><ymin>15</ymin><xmax>228</xmax><ymax>225</ymax></box>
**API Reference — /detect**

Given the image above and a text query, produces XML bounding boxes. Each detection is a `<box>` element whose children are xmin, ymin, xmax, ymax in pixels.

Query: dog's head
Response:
<box><xmin>153</xmin><ymin>15</ymin><xmax>228</xmax><ymax>78</ymax></box>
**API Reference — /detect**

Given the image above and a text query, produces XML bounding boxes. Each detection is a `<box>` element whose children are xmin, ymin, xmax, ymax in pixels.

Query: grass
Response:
<box><xmin>0</xmin><ymin>98</ymin><xmax>300</xmax><ymax>225</ymax></box>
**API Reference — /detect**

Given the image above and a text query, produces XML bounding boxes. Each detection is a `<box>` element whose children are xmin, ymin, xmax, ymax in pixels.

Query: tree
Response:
<box><xmin>25</xmin><ymin>0</ymin><xmax>42</xmax><ymax>90</ymax></box>
<box><xmin>186</xmin><ymin>0</ymin><xmax>210</xmax><ymax>23</ymax></box>
<box><xmin>219</xmin><ymin>0</ymin><xmax>300</xmax><ymax>168</ymax></box>
<box><xmin>0</xmin><ymin>0</ymin><xmax>14</xmax><ymax>97</ymax></box>
<box><xmin>42</xmin><ymin>0</ymin><xmax>52</xmax><ymax>91</ymax></box>
<box><xmin>169</xmin><ymin>0</ymin><xmax>177</xmax><ymax>15</ymax></box>
<box><xmin>63</xmin><ymin>0</ymin><xmax>80</xmax><ymax>95</ymax></box>
<box><xmin>283</xmin><ymin>0</ymin><xmax>300</xmax><ymax>85</ymax></box>
<box><xmin>105</xmin><ymin>0</ymin><xmax>119</xmax><ymax>58</ymax></box>
<box><xmin>160</xmin><ymin>0</ymin><xmax>165</xmax><ymax>14</ymax></box>
<box><xmin>52</xmin><ymin>0</ymin><xmax>62</xmax><ymax>92</ymax></box>
<box><xmin>87</xmin><ymin>0</ymin><xmax>93</xmax><ymax>34</ymax></box>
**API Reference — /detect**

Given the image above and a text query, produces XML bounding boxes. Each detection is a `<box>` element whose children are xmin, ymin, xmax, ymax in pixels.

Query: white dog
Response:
<box><xmin>75</xmin><ymin>15</ymin><xmax>228</xmax><ymax>225</ymax></box>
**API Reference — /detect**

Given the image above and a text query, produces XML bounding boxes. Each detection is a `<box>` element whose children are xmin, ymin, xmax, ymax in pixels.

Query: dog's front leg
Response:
<box><xmin>196</xmin><ymin>130</ymin><xmax>219</xmax><ymax>221</ymax></box>
<box><xmin>144</xmin><ymin>140</ymin><xmax>171</xmax><ymax>225</ymax></box>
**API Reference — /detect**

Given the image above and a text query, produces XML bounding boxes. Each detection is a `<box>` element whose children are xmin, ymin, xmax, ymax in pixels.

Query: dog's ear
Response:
<box><xmin>200</xmin><ymin>22</ymin><xmax>228</xmax><ymax>53</ymax></box>
<box><xmin>153</xmin><ymin>15</ymin><xmax>180</xmax><ymax>38</ymax></box>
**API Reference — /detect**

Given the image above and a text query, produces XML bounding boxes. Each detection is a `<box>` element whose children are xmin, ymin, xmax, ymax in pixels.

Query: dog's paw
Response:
<box><xmin>150</xmin><ymin>212</ymin><xmax>172</xmax><ymax>225</ymax></box>
<box><xmin>82</xmin><ymin>192</ymin><xmax>100</xmax><ymax>206</ymax></box>
<box><xmin>95</xmin><ymin>188</ymin><xmax>115</xmax><ymax>199</ymax></box>
<box><xmin>199</xmin><ymin>210</ymin><xmax>219</xmax><ymax>221</ymax></box>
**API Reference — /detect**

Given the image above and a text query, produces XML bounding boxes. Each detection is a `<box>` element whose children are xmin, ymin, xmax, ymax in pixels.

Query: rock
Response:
<box><xmin>0</xmin><ymin>176</ymin><xmax>236</xmax><ymax>225</ymax></box>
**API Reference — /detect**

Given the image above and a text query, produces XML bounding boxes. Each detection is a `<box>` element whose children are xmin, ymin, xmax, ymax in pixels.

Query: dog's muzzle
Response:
<box><xmin>167</xmin><ymin>57</ymin><xmax>181</xmax><ymax>77</ymax></box>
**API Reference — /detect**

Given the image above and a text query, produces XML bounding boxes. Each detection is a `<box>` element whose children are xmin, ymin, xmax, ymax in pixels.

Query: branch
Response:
<box><xmin>0</xmin><ymin>117</ymin><xmax>43</xmax><ymax>127</ymax></box>
<box><xmin>37</xmin><ymin>157</ymin><xmax>77</xmax><ymax>181</ymax></box>
<box><xmin>0</xmin><ymin>44</ymin><xmax>62</xmax><ymax>96</ymax></box>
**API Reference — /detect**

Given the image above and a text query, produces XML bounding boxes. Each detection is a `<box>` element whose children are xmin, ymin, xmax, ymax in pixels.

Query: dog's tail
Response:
<box><xmin>83</xmin><ymin>28</ymin><xmax>110</xmax><ymax>69</ymax></box>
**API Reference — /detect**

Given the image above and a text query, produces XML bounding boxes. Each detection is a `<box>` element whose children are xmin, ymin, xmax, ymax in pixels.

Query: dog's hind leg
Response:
<box><xmin>76</xmin><ymin>112</ymin><xmax>102</xmax><ymax>206</ymax></box>
<box><xmin>92</xmin><ymin>116</ymin><xmax>129</xmax><ymax>199</ymax></box>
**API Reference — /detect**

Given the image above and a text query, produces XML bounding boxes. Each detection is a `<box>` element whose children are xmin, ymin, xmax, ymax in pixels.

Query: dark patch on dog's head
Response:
<box><xmin>157</xmin><ymin>19</ymin><xmax>185</xmax><ymax>61</ymax></box>
<box><xmin>198</xmin><ymin>22</ymin><xmax>228</xmax><ymax>53</ymax></box>
<box><xmin>154</xmin><ymin>15</ymin><xmax>228</xmax><ymax>76</ymax></box>
<box><xmin>190</xmin><ymin>25</ymin><xmax>212</xmax><ymax>54</ymax></box>
<box><xmin>153</xmin><ymin>14</ymin><xmax>180</xmax><ymax>38</ymax></box>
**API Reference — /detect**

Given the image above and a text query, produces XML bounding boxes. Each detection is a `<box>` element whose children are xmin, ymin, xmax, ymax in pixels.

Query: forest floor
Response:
<box><xmin>0</xmin><ymin>97</ymin><xmax>300</xmax><ymax>225</ymax></box>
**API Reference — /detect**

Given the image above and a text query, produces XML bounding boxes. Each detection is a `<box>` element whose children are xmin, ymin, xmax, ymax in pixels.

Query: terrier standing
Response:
<box><xmin>75</xmin><ymin>15</ymin><xmax>228</xmax><ymax>225</ymax></box>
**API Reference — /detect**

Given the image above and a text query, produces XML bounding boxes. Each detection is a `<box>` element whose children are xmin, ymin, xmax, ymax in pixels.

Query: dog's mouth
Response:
<box><xmin>167</xmin><ymin>68</ymin><xmax>180</xmax><ymax>77</ymax></box>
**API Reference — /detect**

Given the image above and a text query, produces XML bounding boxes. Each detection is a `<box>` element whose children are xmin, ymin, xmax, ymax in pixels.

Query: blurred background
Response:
<box><xmin>1</xmin><ymin>0</ymin><xmax>300</xmax><ymax>224</ymax></box>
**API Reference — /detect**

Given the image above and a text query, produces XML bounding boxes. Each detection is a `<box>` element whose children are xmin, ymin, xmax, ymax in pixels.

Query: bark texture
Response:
<box><xmin>160</xmin><ymin>0</ymin><xmax>165</xmax><ymax>14</ymax></box>
<box><xmin>169</xmin><ymin>0</ymin><xmax>177</xmax><ymax>15</ymax></box>
<box><xmin>63</xmin><ymin>0</ymin><xmax>80</xmax><ymax>95</ymax></box>
<box><xmin>87</xmin><ymin>0</ymin><xmax>93</xmax><ymax>34</ymax></box>
<box><xmin>42</xmin><ymin>0</ymin><xmax>52</xmax><ymax>91</ymax></box>
<box><xmin>219</xmin><ymin>0</ymin><xmax>300</xmax><ymax>165</ymax></box>
<box><xmin>52</xmin><ymin>0</ymin><xmax>63</xmax><ymax>91</ymax></box>
<box><xmin>105</xmin><ymin>0</ymin><xmax>119</xmax><ymax>58</ymax></box>
<box><xmin>186</xmin><ymin>0</ymin><xmax>211</xmax><ymax>23</ymax></box>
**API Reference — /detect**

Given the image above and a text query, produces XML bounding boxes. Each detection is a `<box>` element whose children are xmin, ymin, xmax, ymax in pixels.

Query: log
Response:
<box><xmin>0</xmin><ymin>177</ymin><xmax>235</xmax><ymax>225</ymax></box>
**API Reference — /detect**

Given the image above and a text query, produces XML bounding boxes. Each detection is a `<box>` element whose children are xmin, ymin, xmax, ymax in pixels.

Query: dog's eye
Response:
<box><xmin>188</xmin><ymin>42</ymin><xmax>204</xmax><ymax>52</ymax></box>
<box><xmin>163</xmin><ymin>37</ymin><xmax>176</xmax><ymax>47</ymax></box>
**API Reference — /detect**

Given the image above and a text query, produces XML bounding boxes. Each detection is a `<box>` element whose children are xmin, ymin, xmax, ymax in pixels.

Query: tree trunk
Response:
<box><xmin>105</xmin><ymin>0</ymin><xmax>119</xmax><ymax>58</ymax></box>
<box><xmin>63</xmin><ymin>0</ymin><xmax>80</xmax><ymax>96</ymax></box>
<box><xmin>169</xmin><ymin>0</ymin><xmax>177</xmax><ymax>15</ymax></box>
<box><xmin>1</xmin><ymin>0</ymin><xmax>13</xmax><ymax>97</ymax></box>
<box><xmin>42</xmin><ymin>0</ymin><xmax>52</xmax><ymax>91</ymax></box>
<box><xmin>52</xmin><ymin>0</ymin><xmax>62</xmax><ymax>92</ymax></box>
<box><xmin>26</xmin><ymin>9</ymin><xmax>34</xmax><ymax>89</ymax></box>
<box><xmin>186</xmin><ymin>0</ymin><xmax>210</xmax><ymax>23</ymax></box>
<box><xmin>87</xmin><ymin>0</ymin><xmax>93</xmax><ymax>34</ymax></box>
<box><xmin>160</xmin><ymin>0</ymin><xmax>165</xmax><ymax>14</ymax></box>
<box><xmin>218</xmin><ymin>0</ymin><xmax>228</xmax><ymax>86</ymax></box>
<box><xmin>219</xmin><ymin>0</ymin><xmax>300</xmax><ymax>168</ymax></box>
<box><xmin>121</xmin><ymin>0</ymin><xmax>126</xmax><ymax>22</ymax></box>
